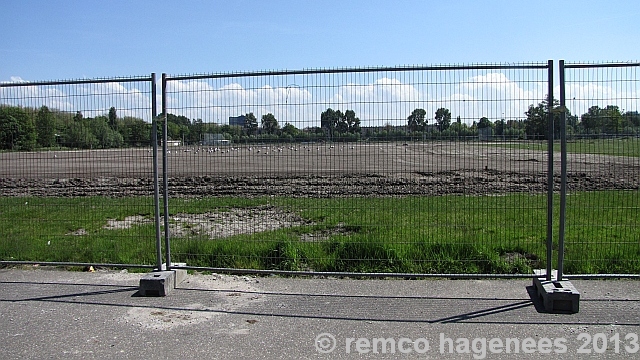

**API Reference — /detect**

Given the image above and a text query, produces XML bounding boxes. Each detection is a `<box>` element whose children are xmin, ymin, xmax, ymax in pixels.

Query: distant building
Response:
<box><xmin>229</xmin><ymin>115</ymin><xmax>246</xmax><ymax>127</ymax></box>
<box><xmin>202</xmin><ymin>133</ymin><xmax>230</xmax><ymax>146</ymax></box>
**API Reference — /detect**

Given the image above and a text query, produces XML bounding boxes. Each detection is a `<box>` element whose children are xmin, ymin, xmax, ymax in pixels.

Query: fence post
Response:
<box><xmin>162</xmin><ymin>73</ymin><xmax>171</xmax><ymax>270</ymax></box>
<box><xmin>558</xmin><ymin>60</ymin><xmax>567</xmax><ymax>280</ymax></box>
<box><xmin>151</xmin><ymin>73</ymin><xmax>163</xmax><ymax>271</ymax></box>
<box><xmin>545</xmin><ymin>59</ymin><xmax>554</xmax><ymax>281</ymax></box>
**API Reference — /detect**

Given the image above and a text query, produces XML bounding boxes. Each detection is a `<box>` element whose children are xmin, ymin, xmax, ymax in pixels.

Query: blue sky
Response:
<box><xmin>1</xmin><ymin>0</ymin><xmax>639</xmax><ymax>81</ymax></box>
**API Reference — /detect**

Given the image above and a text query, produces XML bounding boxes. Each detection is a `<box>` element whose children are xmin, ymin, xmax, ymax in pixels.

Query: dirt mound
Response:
<box><xmin>2</xmin><ymin>169</ymin><xmax>636</xmax><ymax>198</ymax></box>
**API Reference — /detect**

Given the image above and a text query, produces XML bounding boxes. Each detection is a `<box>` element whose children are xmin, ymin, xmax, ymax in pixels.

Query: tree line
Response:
<box><xmin>403</xmin><ymin>99</ymin><xmax>640</xmax><ymax>140</ymax></box>
<box><xmin>2</xmin><ymin>100</ymin><xmax>639</xmax><ymax>151</ymax></box>
<box><xmin>0</xmin><ymin>105</ymin><xmax>151</xmax><ymax>150</ymax></box>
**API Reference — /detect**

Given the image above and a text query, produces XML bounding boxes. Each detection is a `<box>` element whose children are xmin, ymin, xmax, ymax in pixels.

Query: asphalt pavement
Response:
<box><xmin>1</xmin><ymin>267</ymin><xmax>638</xmax><ymax>359</ymax></box>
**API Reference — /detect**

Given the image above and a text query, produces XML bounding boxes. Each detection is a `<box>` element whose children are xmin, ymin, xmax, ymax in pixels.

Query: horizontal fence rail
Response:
<box><xmin>0</xmin><ymin>75</ymin><xmax>160</xmax><ymax>268</ymax></box>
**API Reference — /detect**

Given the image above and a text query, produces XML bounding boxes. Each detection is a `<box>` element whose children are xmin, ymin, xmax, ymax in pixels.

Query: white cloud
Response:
<box><xmin>165</xmin><ymin>79</ymin><xmax>314</xmax><ymax>126</ymax></box>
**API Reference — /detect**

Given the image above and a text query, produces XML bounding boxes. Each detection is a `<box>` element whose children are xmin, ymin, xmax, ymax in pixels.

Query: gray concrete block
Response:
<box><xmin>138</xmin><ymin>263</ymin><xmax>188</xmax><ymax>297</ymax></box>
<box><xmin>139</xmin><ymin>271</ymin><xmax>175</xmax><ymax>297</ymax></box>
<box><xmin>157</xmin><ymin>263</ymin><xmax>187</xmax><ymax>288</ymax></box>
<box><xmin>533</xmin><ymin>270</ymin><xmax>580</xmax><ymax>313</ymax></box>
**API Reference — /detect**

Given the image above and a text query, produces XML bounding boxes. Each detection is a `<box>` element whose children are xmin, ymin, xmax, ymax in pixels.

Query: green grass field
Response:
<box><xmin>1</xmin><ymin>191</ymin><xmax>638</xmax><ymax>274</ymax></box>
<box><xmin>490</xmin><ymin>137</ymin><xmax>640</xmax><ymax>157</ymax></box>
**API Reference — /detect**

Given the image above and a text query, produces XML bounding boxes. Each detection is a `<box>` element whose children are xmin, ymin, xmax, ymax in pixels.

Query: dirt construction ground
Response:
<box><xmin>0</xmin><ymin>142</ymin><xmax>638</xmax><ymax>197</ymax></box>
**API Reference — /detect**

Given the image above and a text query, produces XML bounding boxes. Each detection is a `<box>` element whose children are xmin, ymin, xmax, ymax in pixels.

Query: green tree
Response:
<box><xmin>90</xmin><ymin>116</ymin><xmax>123</xmax><ymax>148</ymax></box>
<box><xmin>494</xmin><ymin>119</ymin><xmax>505</xmax><ymax>136</ymax></box>
<box><xmin>0</xmin><ymin>106</ymin><xmax>36</xmax><ymax>150</ymax></box>
<box><xmin>477</xmin><ymin>117</ymin><xmax>492</xmax><ymax>129</ymax></box>
<box><xmin>189</xmin><ymin>118</ymin><xmax>204</xmax><ymax>143</ymax></box>
<box><xmin>64</xmin><ymin>120</ymin><xmax>97</xmax><ymax>148</ymax></box>
<box><xmin>166</xmin><ymin>121</ymin><xmax>181</xmax><ymax>141</ymax></box>
<box><xmin>434</xmin><ymin>108</ymin><xmax>451</xmax><ymax>131</ymax></box>
<box><xmin>524</xmin><ymin>97</ymin><xmax>567</xmax><ymax>139</ymax></box>
<box><xmin>281</xmin><ymin>122</ymin><xmax>298</xmax><ymax>137</ymax></box>
<box><xmin>73</xmin><ymin>111</ymin><xmax>83</xmax><ymax>122</ymax></box>
<box><xmin>602</xmin><ymin>105</ymin><xmax>625</xmax><ymax>133</ymax></box>
<box><xmin>335</xmin><ymin>110</ymin><xmax>348</xmax><ymax>134</ymax></box>
<box><xmin>624</xmin><ymin>111</ymin><xmax>640</xmax><ymax>127</ymax></box>
<box><xmin>261</xmin><ymin>113</ymin><xmax>279</xmax><ymax>134</ymax></box>
<box><xmin>121</xmin><ymin>116</ymin><xmax>150</xmax><ymax>146</ymax></box>
<box><xmin>244</xmin><ymin>112</ymin><xmax>258</xmax><ymax>136</ymax></box>
<box><xmin>321</xmin><ymin>108</ymin><xmax>340</xmax><ymax>138</ymax></box>
<box><xmin>164</xmin><ymin>113</ymin><xmax>191</xmax><ymax>127</ymax></box>
<box><xmin>36</xmin><ymin>105</ymin><xmax>56</xmax><ymax>148</ymax></box>
<box><xmin>108</xmin><ymin>107</ymin><xmax>118</xmax><ymax>130</ymax></box>
<box><xmin>343</xmin><ymin>109</ymin><xmax>361</xmax><ymax>134</ymax></box>
<box><xmin>581</xmin><ymin>105</ymin><xmax>627</xmax><ymax>134</ymax></box>
<box><xmin>407</xmin><ymin>108</ymin><xmax>426</xmax><ymax>132</ymax></box>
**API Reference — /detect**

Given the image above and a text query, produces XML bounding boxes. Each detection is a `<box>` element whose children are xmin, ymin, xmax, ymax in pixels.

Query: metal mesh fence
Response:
<box><xmin>561</xmin><ymin>62</ymin><xmax>640</xmax><ymax>274</ymax></box>
<box><xmin>0</xmin><ymin>76</ymin><xmax>159</xmax><ymax>267</ymax></box>
<box><xmin>163</xmin><ymin>63</ymin><xmax>554</xmax><ymax>275</ymax></box>
<box><xmin>3</xmin><ymin>62</ymin><xmax>636</xmax><ymax>276</ymax></box>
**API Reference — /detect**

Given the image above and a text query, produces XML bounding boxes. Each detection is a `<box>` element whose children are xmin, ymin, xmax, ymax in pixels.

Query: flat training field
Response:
<box><xmin>0</xmin><ymin>141</ymin><xmax>638</xmax><ymax>197</ymax></box>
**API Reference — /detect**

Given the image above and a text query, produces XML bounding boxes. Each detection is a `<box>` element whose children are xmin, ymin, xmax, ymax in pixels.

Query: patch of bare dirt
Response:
<box><xmin>102</xmin><ymin>205</ymin><xmax>311</xmax><ymax>239</ymax></box>
<box><xmin>501</xmin><ymin>251</ymin><xmax>540</xmax><ymax>268</ymax></box>
<box><xmin>66</xmin><ymin>228</ymin><xmax>87</xmax><ymax>236</ymax></box>
<box><xmin>103</xmin><ymin>215</ymin><xmax>151</xmax><ymax>230</ymax></box>
<box><xmin>300</xmin><ymin>223</ymin><xmax>357</xmax><ymax>241</ymax></box>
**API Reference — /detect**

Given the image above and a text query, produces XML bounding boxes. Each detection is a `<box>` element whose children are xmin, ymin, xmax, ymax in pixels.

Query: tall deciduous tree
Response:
<box><xmin>36</xmin><ymin>105</ymin><xmax>56</xmax><ymax>148</ymax></box>
<box><xmin>244</xmin><ymin>112</ymin><xmax>258</xmax><ymax>135</ymax></box>
<box><xmin>580</xmin><ymin>105</ymin><xmax>625</xmax><ymax>134</ymax></box>
<box><xmin>477</xmin><ymin>117</ymin><xmax>492</xmax><ymax>129</ymax></box>
<box><xmin>108</xmin><ymin>107</ymin><xmax>118</xmax><ymax>130</ymax></box>
<box><xmin>0</xmin><ymin>106</ymin><xmax>36</xmax><ymax>150</ymax></box>
<box><xmin>261</xmin><ymin>113</ymin><xmax>279</xmax><ymax>134</ymax></box>
<box><xmin>281</xmin><ymin>122</ymin><xmax>298</xmax><ymax>137</ymax></box>
<box><xmin>321</xmin><ymin>108</ymin><xmax>340</xmax><ymax>137</ymax></box>
<box><xmin>343</xmin><ymin>109</ymin><xmax>361</xmax><ymax>134</ymax></box>
<box><xmin>90</xmin><ymin>116</ymin><xmax>124</xmax><ymax>148</ymax></box>
<box><xmin>407</xmin><ymin>108</ymin><xmax>426</xmax><ymax>132</ymax></box>
<box><xmin>434</xmin><ymin>108</ymin><xmax>451</xmax><ymax>131</ymax></box>
<box><xmin>524</xmin><ymin>97</ymin><xmax>567</xmax><ymax>139</ymax></box>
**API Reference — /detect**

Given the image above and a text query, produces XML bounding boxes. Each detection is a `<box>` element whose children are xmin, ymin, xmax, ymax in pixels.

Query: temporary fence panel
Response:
<box><xmin>162</xmin><ymin>63</ymin><xmax>554</xmax><ymax>276</ymax></box>
<box><xmin>560</xmin><ymin>62</ymin><xmax>640</xmax><ymax>275</ymax></box>
<box><xmin>0</xmin><ymin>76</ymin><xmax>160</xmax><ymax>268</ymax></box>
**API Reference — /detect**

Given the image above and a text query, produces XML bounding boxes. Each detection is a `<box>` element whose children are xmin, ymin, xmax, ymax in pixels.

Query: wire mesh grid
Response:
<box><xmin>562</xmin><ymin>63</ymin><xmax>640</xmax><ymax>274</ymax></box>
<box><xmin>163</xmin><ymin>63</ymin><xmax>554</xmax><ymax>274</ymax></box>
<box><xmin>0</xmin><ymin>76</ymin><xmax>158</xmax><ymax>266</ymax></box>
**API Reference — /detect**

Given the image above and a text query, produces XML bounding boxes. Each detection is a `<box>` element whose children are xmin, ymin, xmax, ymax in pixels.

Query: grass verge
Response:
<box><xmin>1</xmin><ymin>191</ymin><xmax>638</xmax><ymax>274</ymax></box>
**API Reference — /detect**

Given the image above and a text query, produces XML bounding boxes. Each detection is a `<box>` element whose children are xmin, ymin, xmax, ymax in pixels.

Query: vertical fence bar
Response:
<box><xmin>161</xmin><ymin>73</ymin><xmax>171</xmax><ymax>270</ymax></box>
<box><xmin>557</xmin><ymin>60</ymin><xmax>567</xmax><ymax>280</ymax></box>
<box><xmin>545</xmin><ymin>59</ymin><xmax>554</xmax><ymax>281</ymax></box>
<box><xmin>151</xmin><ymin>73</ymin><xmax>162</xmax><ymax>271</ymax></box>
